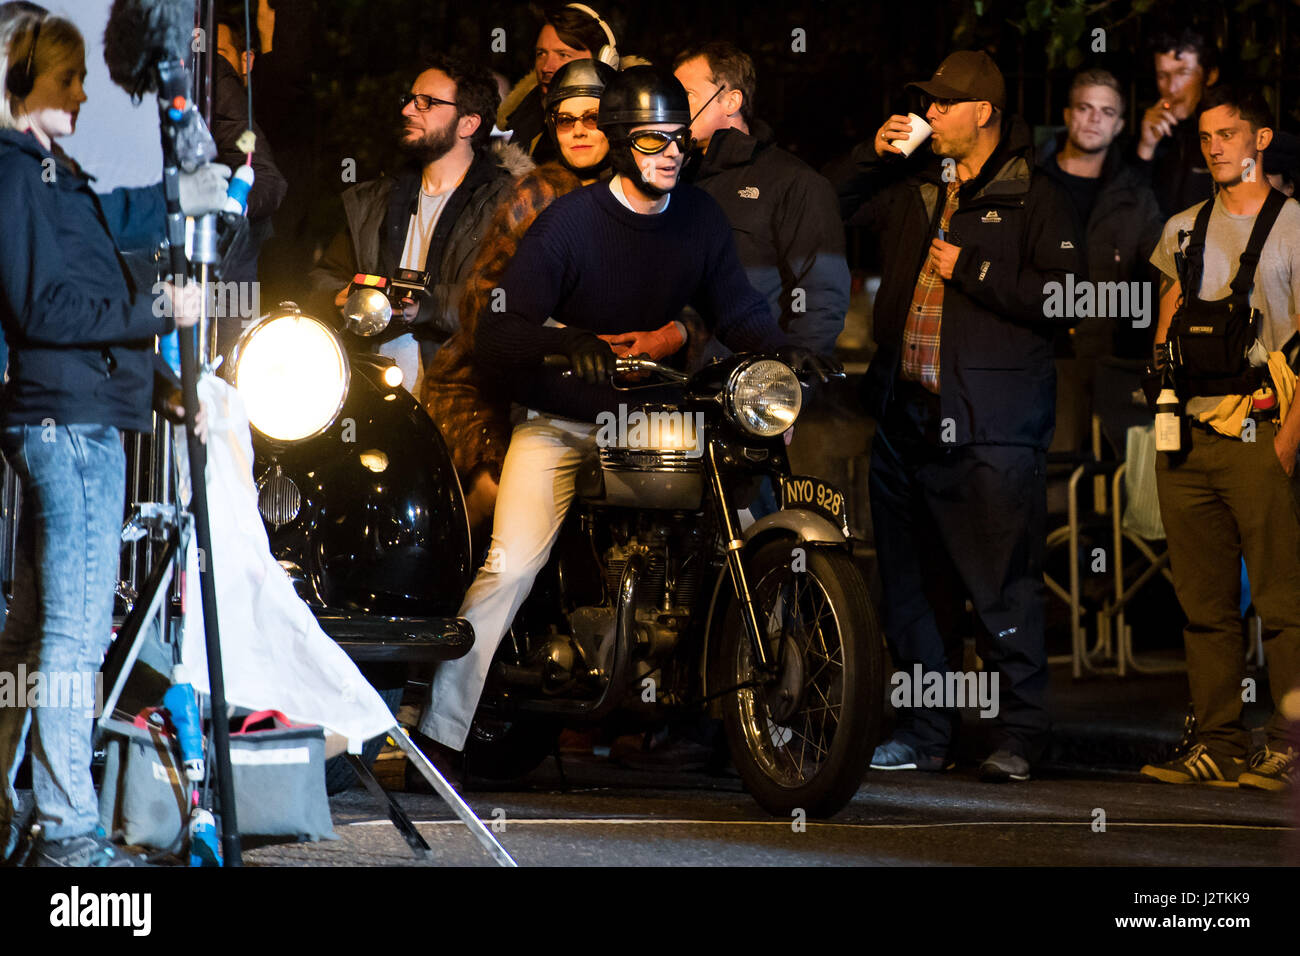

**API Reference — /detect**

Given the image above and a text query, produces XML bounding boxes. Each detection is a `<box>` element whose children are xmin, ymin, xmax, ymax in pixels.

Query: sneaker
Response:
<box><xmin>870</xmin><ymin>738</ymin><xmax>952</xmax><ymax>771</ymax></box>
<box><xmin>1140</xmin><ymin>743</ymin><xmax>1246</xmax><ymax>786</ymax></box>
<box><xmin>29</xmin><ymin>832</ymin><xmax>152</xmax><ymax>868</ymax></box>
<box><xmin>979</xmin><ymin>749</ymin><xmax>1031</xmax><ymax>782</ymax></box>
<box><xmin>1238</xmin><ymin>745</ymin><xmax>1297</xmax><ymax>792</ymax></box>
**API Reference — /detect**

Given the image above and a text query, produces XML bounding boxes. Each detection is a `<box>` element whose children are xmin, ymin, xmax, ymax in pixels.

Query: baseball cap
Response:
<box><xmin>908</xmin><ymin>50</ymin><xmax>1006</xmax><ymax>111</ymax></box>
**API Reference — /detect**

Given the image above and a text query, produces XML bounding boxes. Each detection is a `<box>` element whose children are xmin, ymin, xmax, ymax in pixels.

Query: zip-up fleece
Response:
<box><xmin>0</xmin><ymin>129</ymin><xmax>171</xmax><ymax>433</ymax></box>
<box><xmin>840</xmin><ymin>114</ymin><xmax>1085</xmax><ymax>448</ymax></box>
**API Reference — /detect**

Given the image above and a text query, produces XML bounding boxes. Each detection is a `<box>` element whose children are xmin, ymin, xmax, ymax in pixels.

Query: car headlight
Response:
<box><xmin>232</xmin><ymin>306</ymin><xmax>350</xmax><ymax>442</ymax></box>
<box><xmin>725</xmin><ymin>359</ymin><xmax>802</xmax><ymax>437</ymax></box>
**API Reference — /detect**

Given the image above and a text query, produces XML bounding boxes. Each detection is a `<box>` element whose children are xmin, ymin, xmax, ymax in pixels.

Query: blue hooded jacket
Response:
<box><xmin>0</xmin><ymin>128</ymin><xmax>172</xmax><ymax>433</ymax></box>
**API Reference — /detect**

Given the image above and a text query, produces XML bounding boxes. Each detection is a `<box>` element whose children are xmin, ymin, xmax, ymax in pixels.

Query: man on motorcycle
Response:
<box><xmin>418</xmin><ymin>66</ymin><xmax>833</xmax><ymax>752</ymax></box>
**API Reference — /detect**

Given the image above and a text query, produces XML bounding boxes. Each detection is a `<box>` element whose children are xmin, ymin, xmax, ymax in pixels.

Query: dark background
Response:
<box><xmin>238</xmin><ymin>0</ymin><xmax>1300</xmax><ymax>266</ymax></box>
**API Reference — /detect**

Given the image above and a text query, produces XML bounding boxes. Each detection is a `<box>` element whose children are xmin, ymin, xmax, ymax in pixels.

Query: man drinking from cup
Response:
<box><xmin>838</xmin><ymin>50</ymin><xmax>1083</xmax><ymax>782</ymax></box>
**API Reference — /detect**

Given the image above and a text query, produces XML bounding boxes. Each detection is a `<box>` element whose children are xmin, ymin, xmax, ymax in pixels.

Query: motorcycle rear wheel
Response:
<box><xmin>720</xmin><ymin>538</ymin><xmax>882</xmax><ymax>818</ymax></box>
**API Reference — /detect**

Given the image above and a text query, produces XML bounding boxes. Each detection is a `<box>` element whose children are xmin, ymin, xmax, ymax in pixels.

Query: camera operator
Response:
<box><xmin>417</xmin><ymin>66</ymin><xmax>834</xmax><ymax>754</ymax></box>
<box><xmin>0</xmin><ymin>10</ymin><xmax>216</xmax><ymax>867</ymax></box>
<box><xmin>1143</xmin><ymin>85</ymin><xmax>1300</xmax><ymax>791</ymax></box>
<box><xmin>308</xmin><ymin>54</ymin><xmax>530</xmax><ymax>394</ymax></box>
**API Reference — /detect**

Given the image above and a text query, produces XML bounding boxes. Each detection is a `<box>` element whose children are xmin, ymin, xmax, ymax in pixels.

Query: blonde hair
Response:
<box><xmin>1</xmin><ymin>12</ymin><xmax>84</xmax><ymax>130</ymax></box>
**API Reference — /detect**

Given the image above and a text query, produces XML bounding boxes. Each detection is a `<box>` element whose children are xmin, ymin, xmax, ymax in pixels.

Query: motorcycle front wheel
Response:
<box><xmin>720</xmin><ymin>538</ymin><xmax>882</xmax><ymax>818</ymax></box>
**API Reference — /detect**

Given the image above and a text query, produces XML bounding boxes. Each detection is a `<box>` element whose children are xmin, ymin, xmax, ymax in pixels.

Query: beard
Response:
<box><xmin>399</xmin><ymin>117</ymin><xmax>458</xmax><ymax>166</ymax></box>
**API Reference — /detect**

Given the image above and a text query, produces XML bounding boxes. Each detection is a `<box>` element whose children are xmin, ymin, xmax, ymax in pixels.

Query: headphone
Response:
<box><xmin>5</xmin><ymin>15</ymin><xmax>43</xmax><ymax>100</ymax></box>
<box><xmin>565</xmin><ymin>3</ymin><xmax>619</xmax><ymax>69</ymax></box>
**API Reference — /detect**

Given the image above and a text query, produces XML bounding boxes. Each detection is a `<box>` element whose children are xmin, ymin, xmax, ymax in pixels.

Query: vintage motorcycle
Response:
<box><xmin>227</xmin><ymin>288</ymin><xmax>883</xmax><ymax>816</ymax></box>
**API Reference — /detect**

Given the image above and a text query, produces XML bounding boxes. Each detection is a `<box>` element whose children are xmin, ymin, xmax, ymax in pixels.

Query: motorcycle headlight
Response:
<box><xmin>724</xmin><ymin>359</ymin><xmax>802</xmax><ymax>437</ymax></box>
<box><xmin>232</xmin><ymin>308</ymin><xmax>350</xmax><ymax>442</ymax></box>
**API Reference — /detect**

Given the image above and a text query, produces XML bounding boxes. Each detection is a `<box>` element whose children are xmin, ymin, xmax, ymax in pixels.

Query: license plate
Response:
<box><xmin>780</xmin><ymin>475</ymin><xmax>850</xmax><ymax>536</ymax></box>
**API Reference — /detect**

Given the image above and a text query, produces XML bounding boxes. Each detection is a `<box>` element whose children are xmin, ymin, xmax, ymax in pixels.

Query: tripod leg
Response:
<box><xmin>390</xmin><ymin>728</ymin><xmax>517</xmax><ymax>867</ymax></box>
<box><xmin>345</xmin><ymin>753</ymin><xmax>432</xmax><ymax>861</ymax></box>
<box><xmin>96</xmin><ymin>539</ymin><xmax>178</xmax><ymax>745</ymax></box>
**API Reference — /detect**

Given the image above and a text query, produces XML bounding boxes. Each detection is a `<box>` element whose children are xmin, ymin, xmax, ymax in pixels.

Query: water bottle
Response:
<box><xmin>1155</xmin><ymin>387</ymin><xmax>1181</xmax><ymax>452</ymax></box>
<box><xmin>162</xmin><ymin>683</ymin><xmax>205</xmax><ymax>782</ymax></box>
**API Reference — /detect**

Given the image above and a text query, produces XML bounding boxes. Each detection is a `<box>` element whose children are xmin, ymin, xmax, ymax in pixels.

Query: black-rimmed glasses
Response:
<box><xmin>400</xmin><ymin>92</ymin><xmax>456</xmax><ymax>112</ymax></box>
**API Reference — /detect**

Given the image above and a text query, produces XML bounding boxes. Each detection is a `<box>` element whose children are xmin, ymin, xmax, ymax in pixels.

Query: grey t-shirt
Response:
<box><xmin>1150</xmin><ymin>193</ymin><xmax>1300</xmax><ymax>412</ymax></box>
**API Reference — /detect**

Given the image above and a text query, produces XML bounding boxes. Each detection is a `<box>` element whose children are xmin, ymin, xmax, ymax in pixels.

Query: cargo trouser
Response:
<box><xmin>1155</xmin><ymin>420</ymin><xmax>1300</xmax><ymax>757</ymax></box>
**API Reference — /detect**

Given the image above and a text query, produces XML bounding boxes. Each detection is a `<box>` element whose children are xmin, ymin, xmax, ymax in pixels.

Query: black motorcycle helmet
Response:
<box><xmin>597</xmin><ymin>65</ymin><xmax>691</xmax><ymax>196</ymax></box>
<box><xmin>545</xmin><ymin>59</ymin><xmax>617</xmax><ymax>180</ymax></box>
<box><xmin>545</xmin><ymin>58</ymin><xmax>616</xmax><ymax>111</ymax></box>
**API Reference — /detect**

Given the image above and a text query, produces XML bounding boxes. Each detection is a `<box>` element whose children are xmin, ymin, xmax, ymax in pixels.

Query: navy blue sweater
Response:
<box><xmin>0</xmin><ymin>129</ymin><xmax>171</xmax><ymax>432</ymax></box>
<box><xmin>475</xmin><ymin>179</ymin><xmax>786</xmax><ymax>421</ymax></box>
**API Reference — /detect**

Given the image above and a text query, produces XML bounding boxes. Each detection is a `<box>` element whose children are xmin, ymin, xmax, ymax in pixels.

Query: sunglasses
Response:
<box><xmin>552</xmin><ymin>109</ymin><xmax>600</xmax><ymax>132</ymax></box>
<box><xmin>400</xmin><ymin>92</ymin><xmax>456</xmax><ymax>112</ymax></box>
<box><xmin>628</xmin><ymin>128</ymin><xmax>692</xmax><ymax>155</ymax></box>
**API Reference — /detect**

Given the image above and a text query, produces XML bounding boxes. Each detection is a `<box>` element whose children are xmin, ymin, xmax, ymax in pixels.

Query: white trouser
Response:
<box><xmin>378</xmin><ymin>333</ymin><xmax>422</xmax><ymax>396</ymax></box>
<box><xmin>420</xmin><ymin>414</ymin><xmax>599</xmax><ymax>749</ymax></box>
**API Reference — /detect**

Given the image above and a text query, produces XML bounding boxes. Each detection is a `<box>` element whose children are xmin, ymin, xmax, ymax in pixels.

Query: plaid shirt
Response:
<box><xmin>901</xmin><ymin>180</ymin><xmax>961</xmax><ymax>393</ymax></box>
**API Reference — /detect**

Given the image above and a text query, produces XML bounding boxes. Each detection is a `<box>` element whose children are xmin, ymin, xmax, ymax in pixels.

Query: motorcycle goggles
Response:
<box><xmin>627</xmin><ymin>127</ymin><xmax>692</xmax><ymax>155</ymax></box>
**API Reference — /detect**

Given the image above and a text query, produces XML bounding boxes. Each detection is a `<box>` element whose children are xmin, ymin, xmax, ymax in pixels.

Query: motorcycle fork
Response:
<box><xmin>705</xmin><ymin>441</ymin><xmax>771</xmax><ymax>671</ymax></box>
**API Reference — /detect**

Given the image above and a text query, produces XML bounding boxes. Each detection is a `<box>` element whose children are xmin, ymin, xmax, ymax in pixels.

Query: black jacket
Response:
<box><xmin>0</xmin><ymin>129</ymin><xmax>172</xmax><ymax>433</ymax></box>
<box><xmin>839</xmin><ymin>115</ymin><xmax>1085</xmax><ymax>449</ymax></box>
<box><xmin>211</xmin><ymin>56</ymin><xmax>287</xmax><ymax>284</ymax></box>
<box><xmin>1038</xmin><ymin>134</ymin><xmax>1164</xmax><ymax>358</ymax></box>
<box><xmin>307</xmin><ymin>147</ymin><xmax>524</xmax><ymax>350</ymax></box>
<box><xmin>684</xmin><ymin>121</ymin><xmax>850</xmax><ymax>354</ymax></box>
<box><xmin>1133</xmin><ymin>111</ymin><xmax>1213</xmax><ymax>220</ymax></box>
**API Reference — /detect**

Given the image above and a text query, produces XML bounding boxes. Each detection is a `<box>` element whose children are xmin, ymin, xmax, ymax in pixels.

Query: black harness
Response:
<box><xmin>1169</xmin><ymin>188</ymin><xmax>1287</xmax><ymax>397</ymax></box>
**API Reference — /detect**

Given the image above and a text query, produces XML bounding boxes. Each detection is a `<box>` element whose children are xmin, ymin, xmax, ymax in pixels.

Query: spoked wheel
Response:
<box><xmin>721</xmin><ymin>539</ymin><xmax>882</xmax><ymax>817</ymax></box>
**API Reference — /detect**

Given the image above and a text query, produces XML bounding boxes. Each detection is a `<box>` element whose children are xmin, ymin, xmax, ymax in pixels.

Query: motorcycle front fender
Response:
<box><xmin>696</xmin><ymin>509</ymin><xmax>853</xmax><ymax>709</ymax></box>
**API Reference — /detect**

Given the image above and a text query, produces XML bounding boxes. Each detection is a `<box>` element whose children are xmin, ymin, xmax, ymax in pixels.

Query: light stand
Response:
<box><xmin>155</xmin><ymin>57</ymin><xmax>241</xmax><ymax>867</ymax></box>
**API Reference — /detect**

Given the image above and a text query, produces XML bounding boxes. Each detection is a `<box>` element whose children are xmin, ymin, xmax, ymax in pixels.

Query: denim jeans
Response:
<box><xmin>0</xmin><ymin>424</ymin><xmax>125</xmax><ymax>841</ymax></box>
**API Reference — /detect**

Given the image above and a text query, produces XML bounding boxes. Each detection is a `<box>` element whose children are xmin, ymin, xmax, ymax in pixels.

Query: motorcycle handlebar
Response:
<box><xmin>541</xmin><ymin>354</ymin><xmax>690</xmax><ymax>384</ymax></box>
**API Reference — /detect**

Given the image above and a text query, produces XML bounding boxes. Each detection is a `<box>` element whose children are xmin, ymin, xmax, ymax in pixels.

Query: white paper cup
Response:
<box><xmin>894</xmin><ymin>112</ymin><xmax>933</xmax><ymax>157</ymax></box>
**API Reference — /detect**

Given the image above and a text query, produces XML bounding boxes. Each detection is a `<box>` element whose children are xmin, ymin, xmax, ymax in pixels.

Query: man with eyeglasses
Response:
<box><xmin>673</xmin><ymin>41</ymin><xmax>849</xmax><ymax>358</ymax></box>
<box><xmin>1135</xmin><ymin>28</ymin><xmax>1221</xmax><ymax>219</ymax></box>
<box><xmin>308</xmin><ymin>54</ymin><xmax>530</xmax><ymax>391</ymax></box>
<box><xmin>838</xmin><ymin>51</ymin><xmax>1083</xmax><ymax>782</ymax></box>
<box><xmin>417</xmin><ymin>66</ymin><xmax>835</xmax><ymax>756</ymax></box>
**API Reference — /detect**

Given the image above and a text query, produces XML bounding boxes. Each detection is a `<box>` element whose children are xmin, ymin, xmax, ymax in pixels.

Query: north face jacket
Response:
<box><xmin>684</xmin><ymin>121</ymin><xmax>850</xmax><ymax>354</ymax></box>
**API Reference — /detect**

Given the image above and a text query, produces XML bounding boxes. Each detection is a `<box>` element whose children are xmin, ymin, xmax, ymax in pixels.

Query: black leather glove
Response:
<box><xmin>566</xmin><ymin>331</ymin><xmax>618</xmax><ymax>386</ymax></box>
<box><xmin>777</xmin><ymin>345</ymin><xmax>842</xmax><ymax>384</ymax></box>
